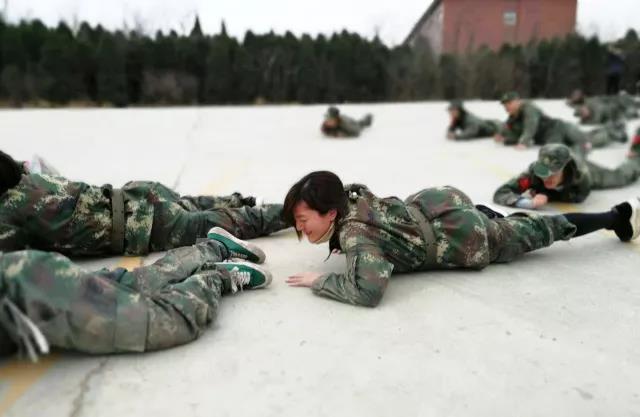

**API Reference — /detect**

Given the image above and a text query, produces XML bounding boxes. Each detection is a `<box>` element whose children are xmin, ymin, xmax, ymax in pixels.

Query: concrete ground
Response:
<box><xmin>0</xmin><ymin>100</ymin><xmax>639</xmax><ymax>417</ymax></box>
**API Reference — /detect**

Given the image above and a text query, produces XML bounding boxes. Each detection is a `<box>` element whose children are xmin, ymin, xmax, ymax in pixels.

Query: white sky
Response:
<box><xmin>3</xmin><ymin>0</ymin><xmax>639</xmax><ymax>45</ymax></box>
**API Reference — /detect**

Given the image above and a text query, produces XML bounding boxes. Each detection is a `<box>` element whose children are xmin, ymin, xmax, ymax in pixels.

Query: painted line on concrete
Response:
<box><xmin>547</xmin><ymin>202</ymin><xmax>579</xmax><ymax>213</ymax></box>
<box><xmin>117</xmin><ymin>256</ymin><xmax>144</xmax><ymax>270</ymax></box>
<box><xmin>0</xmin><ymin>355</ymin><xmax>58</xmax><ymax>415</ymax></box>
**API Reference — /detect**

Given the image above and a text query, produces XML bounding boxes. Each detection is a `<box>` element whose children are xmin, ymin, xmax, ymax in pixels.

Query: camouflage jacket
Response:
<box><xmin>313</xmin><ymin>184</ymin><xmax>476</xmax><ymax>307</ymax></box>
<box><xmin>493</xmin><ymin>158</ymin><xmax>592</xmax><ymax>206</ymax></box>
<box><xmin>449</xmin><ymin>110</ymin><xmax>502</xmax><ymax>139</ymax></box>
<box><xmin>322</xmin><ymin>115</ymin><xmax>362</xmax><ymax>137</ymax></box>
<box><xmin>502</xmin><ymin>102</ymin><xmax>558</xmax><ymax>146</ymax></box>
<box><xmin>0</xmin><ymin>174</ymin><xmax>186</xmax><ymax>256</ymax></box>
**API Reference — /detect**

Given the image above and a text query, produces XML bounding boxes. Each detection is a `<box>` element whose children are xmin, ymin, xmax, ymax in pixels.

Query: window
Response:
<box><xmin>504</xmin><ymin>11</ymin><xmax>517</xmax><ymax>26</ymax></box>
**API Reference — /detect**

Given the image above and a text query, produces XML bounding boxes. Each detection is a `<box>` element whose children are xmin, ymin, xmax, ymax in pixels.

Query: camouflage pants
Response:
<box><xmin>410</xmin><ymin>187</ymin><xmax>577</xmax><ymax>270</ymax></box>
<box><xmin>128</xmin><ymin>181</ymin><xmax>252</xmax><ymax>211</ymax></box>
<box><xmin>587</xmin><ymin>122</ymin><xmax>628</xmax><ymax>147</ymax></box>
<box><xmin>0</xmin><ymin>241</ymin><xmax>235</xmax><ymax>355</ymax></box>
<box><xmin>545</xmin><ymin>121</ymin><xmax>619</xmax><ymax>151</ymax></box>
<box><xmin>588</xmin><ymin>158</ymin><xmax>640</xmax><ymax>189</ymax></box>
<box><xmin>121</xmin><ymin>182</ymin><xmax>288</xmax><ymax>254</ymax></box>
<box><xmin>149</xmin><ymin>203</ymin><xmax>287</xmax><ymax>252</ymax></box>
<box><xmin>177</xmin><ymin>193</ymin><xmax>251</xmax><ymax>211</ymax></box>
<box><xmin>358</xmin><ymin>114</ymin><xmax>373</xmax><ymax>128</ymax></box>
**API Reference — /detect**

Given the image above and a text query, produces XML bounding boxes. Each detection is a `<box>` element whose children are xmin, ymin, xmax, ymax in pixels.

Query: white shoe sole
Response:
<box><xmin>628</xmin><ymin>197</ymin><xmax>640</xmax><ymax>241</ymax></box>
<box><xmin>476</xmin><ymin>203</ymin><xmax>508</xmax><ymax>218</ymax></box>
<box><xmin>207</xmin><ymin>227</ymin><xmax>266</xmax><ymax>263</ymax></box>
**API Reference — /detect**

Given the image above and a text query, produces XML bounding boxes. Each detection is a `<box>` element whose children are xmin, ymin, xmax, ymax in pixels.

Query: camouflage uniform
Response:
<box><xmin>502</xmin><ymin>101</ymin><xmax>619</xmax><ymax>150</ymax></box>
<box><xmin>494</xmin><ymin>143</ymin><xmax>640</xmax><ymax>207</ymax></box>
<box><xmin>312</xmin><ymin>184</ymin><xmax>576</xmax><ymax>307</ymax></box>
<box><xmin>0</xmin><ymin>174</ymin><xmax>287</xmax><ymax>256</ymax></box>
<box><xmin>570</xmin><ymin>94</ymin><xmax>638</xmax><ymax>121</ymax></box>
<box><xmin>321</xmin><ymin>107</ymin><xmax>373</xmax><ymax>138</ymax></box>
<box><xmin>448</xmin><ymin>106</ymin><xmax>503</xmax><ymax>140</ymax></box>
<box><xmin>613</xmin><ymin>92</ymin><xmax>640</xmax><ymax>119</ymax></box>
<box><xmin>0</xmin><ymin>240</ymin><xmax>241</xmax><ymax>355</ymax></box>
<box><xmin>575</xmin><ymin>98</ymin><xmax>623</xmax><ymax>125</ymax></box>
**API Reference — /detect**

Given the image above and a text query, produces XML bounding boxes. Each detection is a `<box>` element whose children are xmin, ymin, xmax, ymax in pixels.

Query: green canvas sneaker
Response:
<box><xmin>207</xmin><ymin>227</ymin><xmax>266</xmax><ymax>264</ymax></box>
<box><xmin>216</xmin><ymin>261</ymin><xmax>272</xmax><ymax>291</ymax></box>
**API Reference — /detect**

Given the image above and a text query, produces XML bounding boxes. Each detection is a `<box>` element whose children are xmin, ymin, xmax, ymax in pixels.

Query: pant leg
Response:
<box><xmin>120</xmin><ymin>240</ymin><xmax>230</xmax><ymax>293</ymax></box>
<box><xmin>358</xmin><ymin>114</ymin><xmax>373</xmax><ymax>128</ymax></box>
<box><xmin>607</xmin><ymin>75</ymin><xmax>620</xmax><ymax>95</ymax></box>
<box><xmin>484</xmin><ymin>213</ymin><xmax>576</xmax><ymax>264</ymax></box>
<box><xmin>432</xmin><ymin>208</ymin><xmax>577</xmax><ymax>269</ymax></box>
<box><xmin>0</xmin><ymin>242</ymin><xmax>232</xmax><ymax>354</ymax></box>
<box><xmin>588</xmin><ymin>159</ymin><xmax>640</xmax><ymax>189</ymax></box>
<box><xmin>540</xmin><ymin>123</ymin><xmax>566</xmax><ymax>145</ymax></box>
<box><xmin>178</xmin><ymin>193</ymin><xmax>248</xmax><ymax>211</ymax></box>
<box><xmin>561</xmin><ymin>122</ymin><xmax>596</xmax><ymax>149</ymax></box>
<box><xmin>150</xmin><ymin>203</ymin><xmax>288</xmax><ymax>251</ymax></box>
<box><xmin>585</xmin><ymin>124</ymin><xmax>626</xmax><ymax>148</ymax></box>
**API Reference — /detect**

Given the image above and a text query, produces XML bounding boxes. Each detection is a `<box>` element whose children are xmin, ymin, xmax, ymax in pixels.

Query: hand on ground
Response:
<box><xmin>532</xmin><ymin>194</ymin><xmax>548</xmax><ymax>208</ymax></box>
<box><xmin>286</xmin><ymin>272</ymin><xmax>322</xmax><ymax>287</ymax></box>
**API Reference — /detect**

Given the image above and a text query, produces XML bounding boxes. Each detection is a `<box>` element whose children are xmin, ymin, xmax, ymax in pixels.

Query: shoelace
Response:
<box><xmin>0</xmin><ymin>297</ymin><xmax>50</xmax><ymax>362</ymax></box>
<box><xmin>228</xmin><ymin>267</ymin><xmax>251</xmax><ymax>293</ymax></box>
<box><xmin>230</xmin><ymin>251</ymin><xmax>248</xmax><ymax>260</ymax></box>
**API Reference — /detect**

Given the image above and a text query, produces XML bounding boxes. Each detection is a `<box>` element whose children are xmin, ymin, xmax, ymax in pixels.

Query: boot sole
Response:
<box><xmin>207</xmin><ymin>227</ymin><xmax>266</xmax><ymax>264</ymax></box>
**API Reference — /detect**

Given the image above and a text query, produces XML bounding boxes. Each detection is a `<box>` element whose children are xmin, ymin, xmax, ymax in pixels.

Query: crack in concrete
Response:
<box><xmin>172</xmin><ymin>109</ymin><xmax>203</xmax><ymax>191</ymax></box>
<box><xmin>69</xmin><ymin>358</ymin><xmax>109</xmax><ymax>417</ymax></box>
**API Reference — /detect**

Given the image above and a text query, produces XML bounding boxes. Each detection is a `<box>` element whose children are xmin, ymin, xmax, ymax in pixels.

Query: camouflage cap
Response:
<box><xmin>447</xmin><ymin>100</ymin><xmax>464</xmax><ymax>110</ymax></box>
<box><xmin>500</xmin><ymin>91</ymin><xmax>520</xmax><ymax>103</ymax></box>
<box><xmin>533</xmin><ymin>144</ymin><xmax>572</xmax><ymax>178</ymax></box>
<box><xmin>326</xmin><ymin>106</ymin><xmax>340</xmax><ymax>118</ymax></box>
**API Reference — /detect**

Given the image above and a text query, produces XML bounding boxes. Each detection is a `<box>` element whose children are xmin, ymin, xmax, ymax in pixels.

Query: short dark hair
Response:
<box><xmin>283</xmin><ymin>171</ymin><xmax>348</xmax><ymax>237</ymax></box>
<box><xmin>0</xmin><ymin>150</ymin><xmax>23</xmax><ymax>195</ymax></box>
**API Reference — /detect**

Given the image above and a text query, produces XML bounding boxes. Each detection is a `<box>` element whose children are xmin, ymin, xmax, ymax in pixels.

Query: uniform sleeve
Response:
<box><xmin>519</xmin><ymin>105</ymin><xmax>540</xmax><ymax>147</ymax></box>
<box><xmin>0</xmin><ymin>222</ymin><xmax>27</xmax><ymax>251</ymax></box>
<box><xmin>501</xmin><ymin>119</ymin><xmax>519</xmax><ymax>145</ymax></box>
<box><xmin>493</xmin><ymin>172</ymin><xmax>534</xmax><ymax>207</ymax></box>
<box><xmin>311</xmin><ymin>241</ymin><xmax>394</xmax><ymax>307</ymax></box>
<box><xmin>455</xmin><ymin>121</ymin><xmax>481</xmax><ymax>140</ymax></box>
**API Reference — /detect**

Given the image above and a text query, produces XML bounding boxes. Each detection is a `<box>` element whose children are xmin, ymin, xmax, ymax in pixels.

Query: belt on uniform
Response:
<box><xmin>110</xmin><ymin>188</ymin><xmax>125</xmax><ymax>254</ymax></box>
<box><xmin>406</xmin><ymin>205</ymin><xmax>437</xmax><ymax>267</ymax></box>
